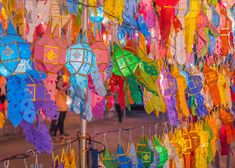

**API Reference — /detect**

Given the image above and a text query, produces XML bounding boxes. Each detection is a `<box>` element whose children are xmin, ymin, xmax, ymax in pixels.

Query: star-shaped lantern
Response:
<box><xmin>112</xmin><ymin>43</ymin><xmax>140</xmax><ymax>77</ymax></box>
<box><xmin>33</xmin><ymin>26</ymin><xmax>67</xmax><ymax>74</ymax></box>
<box><xmin>0</xmin><ymin>22</ymin><xmax>31</xmax><ymax>77</ymax></box>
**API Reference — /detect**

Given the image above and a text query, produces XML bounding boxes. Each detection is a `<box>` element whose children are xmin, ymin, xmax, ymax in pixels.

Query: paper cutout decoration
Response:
<box><xmin>136</xmin><ymin>137</ymin><xmax>154</xmax><ymax>167</ymax></box>
<box><xmin>66</xmin><ymin>0</ymin><xmax>79</xmax><ymax>14</ymax></box>
<box><xmin>103</xmin><ymin>149</ymin><xmax>118</xmax><ymax>168</ymax></box>
<box><xmin>90</xmin><ymin>7</ymin><xmax>104</xmax><ymax>23</ymax></box>
<box><xmin>25</xmin><ymin>70</ymin><xmax>58</xmax><ymax>120</ymax></box>
<box><xmin>139</xmin><ymin>0</ymin><xmax>156</xmax><ymax>29</ymax></box>
<box><xmin>153</xmin><ymin>136</ymin><xmax>168</xmax><ymax>168</ymax></box>
<box><xmin>172</xmin><ymin>67</ymin><xmax>190</xmax><ymax>118</ymax></box>
<box><xmin>50</xmin><ymin>0</ymin><xmax>70</xmax><ymax>33</ymax></box>
<box><xmin>0</xmin><ymin>22</ymin><xmax>32</xmax><ymax>77</ymax></box>
<box><xmin>109</xmin><ymin>73</ymin><xmax>126</xmax><ymax>109</ymax></box>
<box><xmin>126</xmin><ymin>75</ymin><xmax>142</xmax><ymax>105</ymax></box>
<box><xmin>186</xmin><ymin>73</ymin><xmax>208</xmax><ymax>117</ymax></box>
<box><xmin>184</xmin><ymin>0</ymin><xmax>200</xmax><ymax>55</ymax></box>
<box><xmin>112</xmin><ymin>43</ymin><xmax>140</xmax><ymax>77</ymax></box>
<box><xmin>122</xmin><ymin>0</ymin><xmax>138</xmax><ymax>30</ymax></box>
<box><xmin>103</xmin><ymin>0</ymin><xmax>125</xmax><ymax>25</ymax></box>
<box><xmin>155</xmin><ymin>0</ymin><xmax>179</xmax><ymax>43</ymax></box>
<box><xmin>203</xmin><ymin>65</ymin><xmax>221</xmax><ymax>107</ymax></box>
<box><xmin>161</xmin><ymin>70</ymin><xmax>179</xmax><ymax>126</ymax></box>
<box><xmin>219</xmin><ymin>4</ymin><xmax>234</xmax><ymax>57</ymax></box>
<box><xmin>128</xmin><ymin>143</ymin><xmax>144</xmax><ymax>168</ymax></box>
<box><xmin>7</xmin><ymin>74</ymin><xmax>36</xmax><ymax>127</ymax></box>
<box><xmin>21</xmin><ymin>119</ymin><xmax>53</xmax><ymax>153</ymax></box>
<box><xmin>113</xmin><ymin>144</ymin><xmax>132</xmax><ymax>167</ymax></box>
<box><xmin>33</xmin><ymin>26</ymin><xmax>67</xmax><ymax>74</ymax></box>
<box><xmin>148</xmin><ymin>139</ymin><xmax>159</xmax><ymax>167</ymax></box>
<box><xmin>195</xmin><ymin>7</ymin><xmax>219</xmax><ymax>58</ymax></box>
<box><xmin>90</xmin><ymin>32</ymin><xmax>110</xmax><ymax>73</ymax></box>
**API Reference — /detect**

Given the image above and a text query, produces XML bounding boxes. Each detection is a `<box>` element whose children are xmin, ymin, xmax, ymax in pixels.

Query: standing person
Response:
<box><xmin>50</xmin><ymin>76</ymin><xmax>69</xmax><ymax>137</ymax></box>
<box><xmin>114</xmin><ymin>93</ymin><xmax>123</xmax><ymax>123</ymax></box>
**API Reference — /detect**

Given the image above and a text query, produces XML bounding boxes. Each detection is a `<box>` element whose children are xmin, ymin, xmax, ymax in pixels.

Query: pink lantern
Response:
<box><xmin>33</xmin><ymin>26</ymin><xmax>67</xmax><ymax>74</ymax></box>
<box><xmin>90</xmin><ymin>32</ymin><xmax>110</xmax><ymax>73</ymax></box>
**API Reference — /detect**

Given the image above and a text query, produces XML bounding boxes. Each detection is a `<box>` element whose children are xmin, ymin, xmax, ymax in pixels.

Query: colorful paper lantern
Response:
<box><xmin>161</xmin><ymin>70</ymin><xmax>179</xmax><ymax>126</ymax></box>
<box><xmin>186</xmin><ymin>72</ymin><xmax>208</xmax><ymax>117</ymax></box>
<box><xmin>90</xmin><ymin>32</ymin><xmax>110</xmax><ymax>73</ymax></box>
<box><xmin>66</xmin><ymin>33</ymin><xmax>95</xmax><ymax>76</ymax></box>
<box><xmin>136</xmin><ymin>137</ymin><xmax>154</xmax><ymax>167</ymax></box>
<box><xmin>139</xmin><ymin>0</ymin><xmax>156</xmax><ymax>29</ymax></box>
<box><xmin>128</xmin><ymin>143</ymin><xmax>144</xmax><ymax>167</ymax></box>
<box><xmin>203</xmin><ymin>65</ymin><xmax>221</xmax><ymax>106</ymax></box>
<box><xmin>113</xmin><ymin>144</ymin><xmax>132</xmax><ymax>167</ymax></box>
<box><xmin>112</xmin><ymin>43</ymin><xmax>140</xmax><ymax>77</ymax></box>
<box><xmin>153</xmin><ymin>136</ymin><xmax>168</xmax><ymax>168</ymax></box>
<box><xmin>0</xmin><ymin>22</ymin><xmax>31</xmax><ymax>77</ymax></box>
<box><xmin>33</xmin><ymin>26</ymin><xmax>67</xmax><ymax>74</ymax></box>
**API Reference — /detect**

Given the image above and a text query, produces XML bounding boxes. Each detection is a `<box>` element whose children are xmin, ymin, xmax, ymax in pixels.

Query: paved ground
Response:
<box><xmin>0</xmin><ymin>111</ymin><xmax>234</xmax><ymax>168</ymax></box>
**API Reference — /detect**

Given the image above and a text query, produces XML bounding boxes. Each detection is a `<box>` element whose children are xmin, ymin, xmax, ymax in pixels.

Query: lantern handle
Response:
<box><xmin>103</xmin><ymin>131</ymin><xmax>108</xmax><ymax>148</ymax></box>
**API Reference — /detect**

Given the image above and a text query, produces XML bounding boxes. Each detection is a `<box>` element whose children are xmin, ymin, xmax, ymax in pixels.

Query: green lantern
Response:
<box><xmin>153</xmin><ymin>136</ymin><xmax>168</xmax><ymax>168</ymax></box>
<box><xmin>112</xmin><ymin>43</ymin><xmax>140</xmax><ymax>77</ymax></box>
<box><xmin>136</xmin><ymin>137</ymin><xmax>154</xmax><ymax>167</ymax></box>
<box><xmin>102</xmin><ymin>149</ymin><xmax>118</xmax><ymax>168</ymax></box>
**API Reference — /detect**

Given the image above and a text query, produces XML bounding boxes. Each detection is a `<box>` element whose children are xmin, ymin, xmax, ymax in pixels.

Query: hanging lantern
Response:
<box><xmin>136</xmin><ymin>137</ymin><xmax>154</xmax><ymax>167</ymax></box>
<box><xmin>102</xmin><ymin>149</ymin><xmax>118</xmax><ymax>168</ymax></box>
<box><xmin>90</xmin><ymin>32</ymin><xmax>110</xmax><ymax>73</ymax></box>
<box><xmin>139</xmin><ymin>0</ymin><xmax>156</xmax><ymax>29</ymax></box>
<box><xmin>112</xmin><ymin>43</ymin><xmax>140</xmax><ymax>77</ymax></box>
<box><xmin>153</xmin><ymin>136</ymin><xmax>168</xmax><ymax>167</ymax></box>
<box><xmin>128</xmin><ymin>143</ymin><xmax>144</xmax><ymax>167</ymax></box>
<box><xmin>186</xmin><ymin>72</ymin><xmax>208</xmax><ymax>117</ymax></box>
<box><xmin>203</xmin><ymin>65</ymin><xmax>221</xmax><ymax>106</ymax></box>
<box><xmin>161</xmin><ymin>69</ymin><xmax>179</xmax><ymax>126</ymax></box>
<box><xmin>66</xmin><ymin>33</ymin><xmax>95</xmax><ymax>76</ymax></box>
<box><xmin>33</xmin><ymin>26</ymin><xmax>67</xmax><ymax>74</ymax></box>
<box><xmin>113</xmin><ymin>144</ymin><xmax>132</xmax><ymax>167</ymax></box>
<box><xmin>0</xmin><ymin>22</ymin><xmax>32</xmax><ymax>77</ymax></box>
<box><xmin>66</xmin><ymin>32</ymin><xmax>106</xmax><ymax>120</ymax></box>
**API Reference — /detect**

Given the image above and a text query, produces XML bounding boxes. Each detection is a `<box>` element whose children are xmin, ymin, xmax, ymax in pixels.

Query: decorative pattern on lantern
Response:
<box><xmin>203</xmin><ymin>65</ymin><xmax>221</xmax><ymax>106</ymax></box>
<box><xmin>186</xmin><ymin>73</ymin><xmax>208</xmax><ymax>117</ymax></box>
<box><xmin>112</xmin><ymin>43</ymin><xmax>140</xmax><ymax>77</ymax></box>
<box><xmin>161</xmin><ymin>70</ymin><xmax>179</xmax><ymax>126</ymax></box>
<box><xmin>0</xmin><ymin>22</ymin><xmax>32</xmax><ymax>77</ymax></box>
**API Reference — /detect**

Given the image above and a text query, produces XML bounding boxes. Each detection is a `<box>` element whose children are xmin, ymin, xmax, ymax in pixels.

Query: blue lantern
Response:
<box><xmin>66</xmin><ymin>32</ymin><xmax>106</xmax><ymax>121</ymax></box>
<box><xmin>0</xmin><ymin>22</ymin><xmax>31</xmax><ymax>77</ymax></box>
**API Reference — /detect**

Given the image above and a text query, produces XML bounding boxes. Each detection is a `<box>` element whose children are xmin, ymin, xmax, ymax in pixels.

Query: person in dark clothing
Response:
<box><xmin>114</xmin><ymin>94</ymin><xmax>123</xmax><ymax>123</ymax></box>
